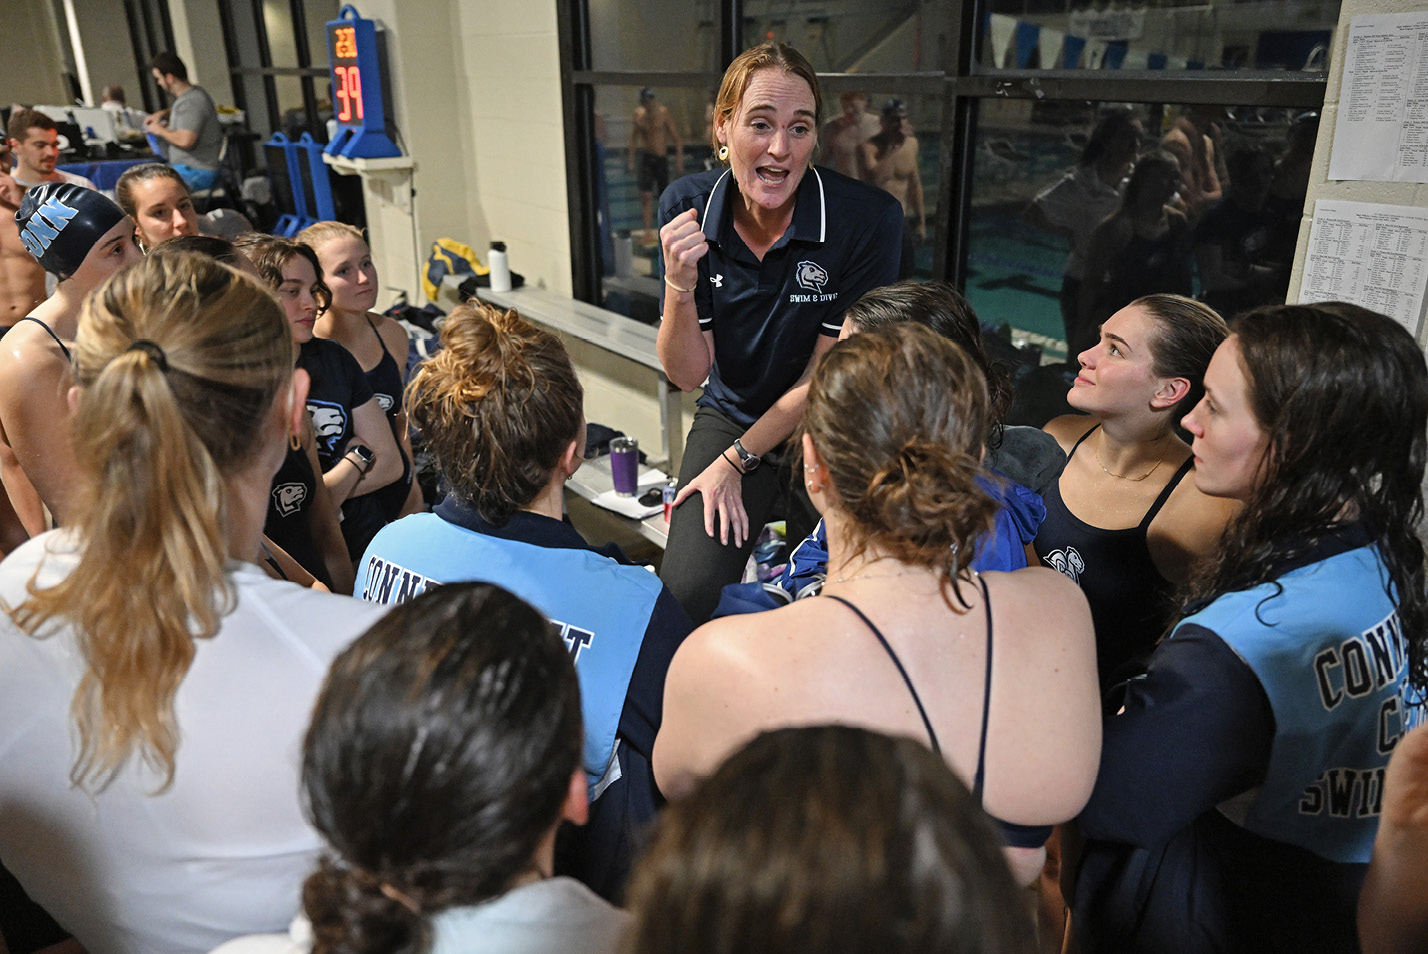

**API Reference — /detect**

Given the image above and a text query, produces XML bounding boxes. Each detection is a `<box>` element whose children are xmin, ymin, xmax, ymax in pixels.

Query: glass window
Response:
<box><xmin>589</xmin><ymin>0</ymin><xmax>719</xmax><ymax>72</ymax></box>
<box><xmin>306</xmin><ymin>0</ymin><xmax>341</xmax><ymax>68</ymax></box>
<box><xmin>820</xmin><ymin>86</ymin><xmax>942</xmax><ymax>280</ymax></box>
<box><xmin>589</xmin><ymin>84</ymin><xmax>702</xmax><ymax>322</ymax></box>
<box><xmin>964</xmin><ymin>99</ymin><xmax>1316</xmax><ymax>362</ymax></box>
<box><xmin>274</xmin><ymin>75</ymin><xmax>321</xmax><ymax>139</ymax></box>
<box><xmin>262</xmin><ymin>0</ymin><xmax>301</xmax><ymax>67</ymax></box>
<box><xmin>980</xmin><ymin>0</ymin><xmax>1334</xmax><ymax>72</ymax></box>
<box><xmin>743</xmin><ymin>0</ymin><xmax>952</xmax><ymax>73</ymax></box>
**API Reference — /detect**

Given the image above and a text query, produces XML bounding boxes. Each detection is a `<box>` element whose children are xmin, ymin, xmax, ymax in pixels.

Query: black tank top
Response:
<box><xmin>262</xmin><ymin>444</ymin><xmax>331</xmax><ymax>588</ymax></box>
<box><xmin>18</xmin><ymin>316</ymin><xmax>71</xmax><ymax>361</ymax></box>
<box><xmin>1033</xmin><ymin>425</ymin><xmax>1192</xmax><ymax>690</ymax></box>
<box><xmin>361</xmin><ymin>317</ymin><xmax>413</xmax><ymax>521</ymax></box>
<box><xmin>824</xmin><ymin>574</ymin><xmax>994</xmax><ymax>798</ymax></box>
<box><xmin>823</xmin><ymin>581</ymin><xmax>1051</xmax><ymax>849</ymax></box>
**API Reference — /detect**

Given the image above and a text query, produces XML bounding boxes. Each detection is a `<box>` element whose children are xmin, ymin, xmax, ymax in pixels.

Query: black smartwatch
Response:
<box><xmin>346</xmin><ymin>444</ymin><xmax>375</xmax><ymax>474</ymax></box>
<box><xmin>733</xmin><ymin>439</ymin><xmax>761</xmax><ymax>473</ymax></box>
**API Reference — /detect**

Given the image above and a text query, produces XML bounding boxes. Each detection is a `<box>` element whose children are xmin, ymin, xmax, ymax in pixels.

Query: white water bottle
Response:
<box><xmin>489</xmin><ymin>241</ymin><xmax>511</xmax><ymax>292</ymax></box>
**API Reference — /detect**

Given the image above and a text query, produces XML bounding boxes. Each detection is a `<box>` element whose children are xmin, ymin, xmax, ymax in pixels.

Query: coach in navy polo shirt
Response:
<box><xmin>656</xmin><ymin>41</ymin><xmax>901</xmax><ymax>624</ymax></box>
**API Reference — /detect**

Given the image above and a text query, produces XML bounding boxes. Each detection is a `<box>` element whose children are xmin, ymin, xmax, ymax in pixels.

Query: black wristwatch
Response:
<box><xmin>345</xmin><ymin>444</ymin><xmax>375</xmax><ymax>474</ymax></box>
<box><xmin>733</xmin><ymin>439</ymin><xmax>761</xmax><ymax>473</ymax></box>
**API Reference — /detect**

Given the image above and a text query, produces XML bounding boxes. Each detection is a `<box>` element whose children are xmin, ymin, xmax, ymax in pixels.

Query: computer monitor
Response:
<box><xmin>69</xmin><ymin>107</ymin><xmax>118</xmax><ymax>144</ymax></box>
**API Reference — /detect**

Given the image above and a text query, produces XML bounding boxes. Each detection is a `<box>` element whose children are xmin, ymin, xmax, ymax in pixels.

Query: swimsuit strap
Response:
<box><xmin>973</xmin><ymin>573</ymin><xmax>993</xmax><ymax>803</ymax></box>
<box><xmin>19</xmin><ymin>316</ymin><xmax>71</xmax><ymax>362</ymax></box>
<box><xmin>824</xmin><ymin>594</ymin><xmax>940</xmax><ymax>754</ymax></box>
<box><xmin>1065</xmin><ymin>423</ymin><xmax>1100</xmax><ymax>461</ymax></box>
<box><xmin>1138</xmin><ymin>454</ymin><xmax>1195</xmax><ymax>530</ymax></box>
<box><xmin>366</xmin><ymin>316</ymin><xmax>395</xmax><ymax>361</ymax></box>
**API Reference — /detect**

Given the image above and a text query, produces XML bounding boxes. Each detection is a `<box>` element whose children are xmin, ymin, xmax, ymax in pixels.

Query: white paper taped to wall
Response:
<box><xmin>1328</xmin><ymin>12</ymin><xmax>1428</xmax><ymax>183</ymax></box>
<box><xmin>1299</xmin><ymin>199</ymin><xmax>1428</xmax><ymax>337</ymax></box>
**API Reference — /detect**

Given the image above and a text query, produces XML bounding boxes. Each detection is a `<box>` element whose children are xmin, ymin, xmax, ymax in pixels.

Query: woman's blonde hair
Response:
<box><xmin>800</xmin><ymin>323</ymin><xmax>995</xmax><ymax>609</ymax></box>
<box><xmin>711</xmin><ymin>42</ymin><xmax>822</xmax><ymax>152</ymax></box>
<box><xmin>298</xmin><ymin>220</ymin><xmax>366</xmax><ymax>251</ymax></box>
<box><xmin>11</xmin><ymin>252</ymin><xmax>296</xmax><ymax>791</ymax></box>
<box><xmin>406</xmin><ymin>302</ymin><xmax>583</xmax><ymax>525</ymax></box>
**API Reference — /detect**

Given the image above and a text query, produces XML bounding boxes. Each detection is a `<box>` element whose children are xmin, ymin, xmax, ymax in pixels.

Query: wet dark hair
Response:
<box><xmin>301</xmin><ymin>583</ymin><xmax>583</xmax><ymax>954</ymax></box>
<box><xmin>843</xmin><ymin>280</ymin><xmax>1012</xmax><ymax>441</ymax></box>
<box><xmin>148</xmin><ymin>234</ymin><xmax>243</xmax><ymax>267</ymax></box>
<box><xmin>1225</xmin><ymin>144</ymin><xmax>1271</xmax><ymax>186</ymax></box>
<box><xmin>622</xmin><ymin>725</ymin><xmax>1035</xmax><ymax>954</ymax></box>
<box><xmin>800</xmin><ymin>323</ymin><xmax>996</xmax><ymax>609</ymax></box>
<box><xmin>1080</xmin><ymin>108</ymin><xmax>1139</xmax><ymax>168</ymax></box>
<box><xmin>1121</xmin><ymin>149</ymin><xmax>1180</xmax><ymax>210</ymax></box>
<box><xmin>405</xmin><ymin>302</ymin><xmax>583</xmax><ymax>525</ymax></box>
<box><xmin>1183</xmin><ymin>302</ymin><xmax>1428</xmax><ymax>692</ymax></box>
<box><xmin>1132</xmin><ymin>293</ymin><xmax>1230</xmax><ymax>421</ymax></box>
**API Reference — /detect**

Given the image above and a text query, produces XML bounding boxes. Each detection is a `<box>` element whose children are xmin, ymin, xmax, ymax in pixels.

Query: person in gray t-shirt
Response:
<box><xmin>144</xmin><ymin>51</ymin><xmax>223</xmax><ymax>191</ymax></box>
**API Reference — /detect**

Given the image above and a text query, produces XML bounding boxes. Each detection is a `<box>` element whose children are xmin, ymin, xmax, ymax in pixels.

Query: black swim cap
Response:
<box><xmin>15</xmin><ymin>182</ymin><xmax>128</xmax><ymax>280</ymax></box>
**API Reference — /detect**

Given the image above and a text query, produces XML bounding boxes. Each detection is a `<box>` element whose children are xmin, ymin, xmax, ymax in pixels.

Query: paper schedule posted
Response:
<box><xmin>1328</xmin><ymin>12</ymin><xmax>1428</xmax><ymax>183</ymax></box>
<box><xmin>1299</xmin><ymin>200</ymin><xmax>1428</xmax><ymax>336</ymax></box>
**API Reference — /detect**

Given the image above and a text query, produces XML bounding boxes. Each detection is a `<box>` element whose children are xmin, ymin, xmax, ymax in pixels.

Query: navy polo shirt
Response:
<box><xmin>658</xmin><ymin>165</ymin><xmax>902</xmax><ymax>428</ymax></box>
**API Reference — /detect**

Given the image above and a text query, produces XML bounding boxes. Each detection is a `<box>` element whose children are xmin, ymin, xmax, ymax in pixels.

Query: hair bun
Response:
<box><xmin>304</xmin><ymin>857</ymin><xmax>426</xmax><ymax>954</ymax></box>
<box><xmin>864</xmin><ymin>439</ymin><xmax>992</xmax><ymax>560</ymax></box>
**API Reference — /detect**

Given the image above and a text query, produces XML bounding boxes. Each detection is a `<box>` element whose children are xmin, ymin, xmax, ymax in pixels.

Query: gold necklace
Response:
<box><xmin>1094</xmin><ymin>437</ymin><xmax>1167</xmax><ymax>482</ymax></box>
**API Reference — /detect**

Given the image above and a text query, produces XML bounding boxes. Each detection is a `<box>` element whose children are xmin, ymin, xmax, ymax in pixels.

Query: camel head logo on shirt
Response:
<box><xmin>272</xmin><ymin>482</ymin><xmax>307</xmax><ymax>517</ymax></box>
<box><xmin>307</xmin><ymin>400</ymin><xmax>349</xmax><ymax>454</ymax></box>
<box><xmin>796</xmin><ymin>260</ymin><xmax>829</xmax><ymax>294</ymax></box>
<box><xmin>1044</xmin><ymin>546</ymin><xmax>1086</xmax><ymax>584</ymax></box>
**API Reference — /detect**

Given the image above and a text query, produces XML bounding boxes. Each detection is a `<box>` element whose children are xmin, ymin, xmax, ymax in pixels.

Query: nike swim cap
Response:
<box><xmin>15</xmin><ymin>182</ymin><xmax>128</xmax><ymax>280</ymax></box>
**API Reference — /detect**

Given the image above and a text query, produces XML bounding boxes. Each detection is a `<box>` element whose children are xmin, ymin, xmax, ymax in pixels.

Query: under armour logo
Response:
<box><xmin>711</xmin><ymin>274</ymin><xmax>724</xmax><ymax>288</ymax></box>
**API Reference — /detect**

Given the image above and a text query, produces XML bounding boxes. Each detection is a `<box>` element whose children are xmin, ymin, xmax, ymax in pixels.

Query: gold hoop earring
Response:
<box><xmin>717</xmin><ymin>144</ymin><xmax>729</xmax><ymax>162</ymax></box>
<box><xmin>289</xmin><ymin>432</ymin><xmax>301</xmax><ymax>452</ymax></box>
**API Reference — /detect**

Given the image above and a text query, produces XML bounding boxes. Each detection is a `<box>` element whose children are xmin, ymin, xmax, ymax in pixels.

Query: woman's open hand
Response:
<box><xmin>672</xmin><ymin>453</ymin><xmax>748</xmax><ymax>548</ymax></box>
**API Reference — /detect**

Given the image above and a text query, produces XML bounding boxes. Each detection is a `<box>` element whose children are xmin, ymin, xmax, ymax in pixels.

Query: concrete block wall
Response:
<box><xmin>5</xmin><ymin>0</ymin><xmax>70</xmax><ymax>106</ymax></box>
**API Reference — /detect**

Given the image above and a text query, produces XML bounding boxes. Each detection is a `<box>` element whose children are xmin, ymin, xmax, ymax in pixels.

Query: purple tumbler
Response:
<box><xmin>610</xmin><ymin>436</ymin><xmax>639</xmax><ymax>496</ymax></box>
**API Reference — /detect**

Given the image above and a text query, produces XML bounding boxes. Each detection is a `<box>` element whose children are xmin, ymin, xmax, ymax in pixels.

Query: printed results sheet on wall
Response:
<box><xmin>1299</xmin><ymin>199</ymin><xmax>1428</xmax><ymax>337</ymax></box>
<box><xmin>1329</xmin><ymin>11</ymin><xmax>1428</xmax><ymax>183</ymax></box>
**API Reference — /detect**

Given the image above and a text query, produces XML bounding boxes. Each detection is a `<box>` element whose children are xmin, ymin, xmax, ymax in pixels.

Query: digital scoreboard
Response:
<box><xmin>324</xmin><ymin>5</ymin><xmax>401</xmax><ymax>159</ymax></box>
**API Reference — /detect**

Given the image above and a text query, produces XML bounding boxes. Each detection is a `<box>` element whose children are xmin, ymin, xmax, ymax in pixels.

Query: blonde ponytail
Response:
<box><xmin>11</xmin><ymin>252</ymin><xmax>295</xmax><ymax>791</ymax></box>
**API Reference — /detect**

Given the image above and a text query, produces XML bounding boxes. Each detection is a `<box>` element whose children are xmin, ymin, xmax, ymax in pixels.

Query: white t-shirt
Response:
<box><xmin>0</xmin><ymin>532</ymin><xmax>387</xmax><ymax>954</ymax></box>
<box><xmin>211</xmin><ymin>877</ymin><xmax>630</xmax><ymax>954</ymax></box>
<box><xmin>13</xmin><ymin>169</ymin><xmax>100</xmax><ymax>192</ymax></box>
